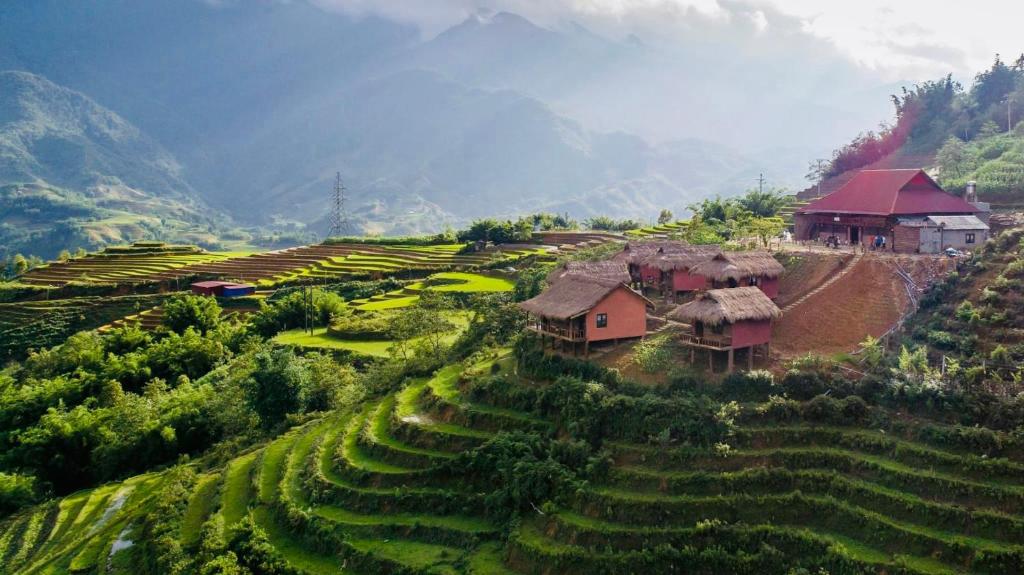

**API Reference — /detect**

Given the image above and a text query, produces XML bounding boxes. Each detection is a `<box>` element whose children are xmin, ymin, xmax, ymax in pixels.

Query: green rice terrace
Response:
<box><xmin>5</xmin><ymin>340</ymin><xmax>1024</xmax><ymax>574</ymax></box>
<box><xmin>15</xmin><ymin>242</ymin><xmax>551</xmax><ymax>289</ymax></box>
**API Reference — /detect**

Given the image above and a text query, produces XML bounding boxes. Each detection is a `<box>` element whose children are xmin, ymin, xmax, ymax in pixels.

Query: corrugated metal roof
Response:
<box><xmin>799</xmin><ymin>169</ymin><xmax>980</xmax><ymax>216</ymax></box>
<box><xmin>925</xmin><ymin>215</ymin><xmax>990</xmax><ymax>230</ymax></box>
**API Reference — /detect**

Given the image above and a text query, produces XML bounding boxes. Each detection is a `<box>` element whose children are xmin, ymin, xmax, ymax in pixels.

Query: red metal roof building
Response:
<box><xmin>191</xmin><ymin>280</ymin><xmax>256</xmax><ymax>297</ymax></box>
<box><xmin>794</xmin><ymin>169</ymin><xmax>982</xmax><ymax>252</ymax></box>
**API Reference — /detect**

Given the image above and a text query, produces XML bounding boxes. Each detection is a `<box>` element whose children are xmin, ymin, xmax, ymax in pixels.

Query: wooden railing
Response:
<box><xmin>677</xmin><ymin>331</ymin><xmax>732</xmax><ymax>350</ymax></box>
<box><xmin>527</xmin><ymin>322</ymin><xmax>586</xmax><ymax>341</ymax></box>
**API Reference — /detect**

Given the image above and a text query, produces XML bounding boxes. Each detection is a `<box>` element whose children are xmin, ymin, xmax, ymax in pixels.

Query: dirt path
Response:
<box><xmin>773</xmin><ymin>256</ymin><xmax>909</xmax><ymax>358</ymax></box>
<box><xmin>775</xmin><ymin>251</ymin><xmax>852</xmax><ymax>309</ymax></box>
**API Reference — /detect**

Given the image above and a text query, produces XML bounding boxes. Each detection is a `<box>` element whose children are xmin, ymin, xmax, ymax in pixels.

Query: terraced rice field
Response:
<box><xmin>17</xmin><ymin>244</ymin><xmax>547</xmax><ymax>288</ymax></box>
<box><xmin>348</xmin><ymin>272</ymin><xmax>514</xmax><ymax>311</ymax></box>
<box><xmin>624</xmin><ymin>221</ymin><xmax>688</xmax><ymax>238</ymax></box>
<box><xmin>4</xmin><ymin>350</ymin><xmax>1023</xmax><ymax>574</ymax></box>
<box><xmin>16</xmin><ymin>251</ymin><xmax>237</xmax><ymax>287</ymax></box>
<box><xmin>0</xmin><ymin>294</ymin><xmax>168</xmax><ymax>356</ymax></box>
<box><xmin>532</xmin><ymin>231</ymin><xmax>623</xmax><ymax>254</ymax></box>
<box><xmin>98</xmin><ymin>301</ymin><xmax>260</xmax><ymax>333</ymax></box>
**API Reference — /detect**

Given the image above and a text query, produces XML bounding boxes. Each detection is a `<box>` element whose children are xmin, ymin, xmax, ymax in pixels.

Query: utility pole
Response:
<box><xmin>328</xmin><ymin>172</ymin><xmax>349</xmax><ymax>238</ymax></box>
<box><xmin>814</xmin><ymin>159</ymin><xmax>826</xmax><ymax>197</ymax></box>
<box><xmin>1009</xmin><ymin>96</ymin><xmax>1015</xmax><ymax>132</ymax></box>
<box><xmin>757</xmin><ymin>173</ymin><xmax>766</xmax><ymax>194</ymax></box>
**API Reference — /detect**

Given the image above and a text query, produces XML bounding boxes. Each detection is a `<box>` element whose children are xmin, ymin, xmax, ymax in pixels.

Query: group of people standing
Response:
<box><xmin>871</xmin><ymin>234</ymin><xmax>887</xmax><ymax>251</ymax></box>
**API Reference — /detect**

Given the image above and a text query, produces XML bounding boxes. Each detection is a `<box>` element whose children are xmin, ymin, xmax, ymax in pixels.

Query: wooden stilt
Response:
<box><xmin>748</xmin><ymin>346</ymin><xmax>753</xmax><ymax>370</ymax></box>
<box><xmin>727</xmin><ymin>348</ymin><xmax>734</xmax><ymax>373</ymax></box>
<box><xmin>585</xmin><ymin>340</ymin><xmax>590</xmax><ymax>358</ymax></box>
<box><xmin>690</xmin><ymin>348</ymin><xmax>695</xmax><ymax>365</ymax></box>
<box><xmin>708</xmin><ymin>350</ymin><xmax>714</xmax><ymax>373</ymax></box>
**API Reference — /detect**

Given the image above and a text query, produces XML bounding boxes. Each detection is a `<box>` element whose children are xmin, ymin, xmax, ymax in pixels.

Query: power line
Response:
<box><xmin>328</xmin><ymin>172</ymin><xmax>349</xmax><ymax>238</ymax></box>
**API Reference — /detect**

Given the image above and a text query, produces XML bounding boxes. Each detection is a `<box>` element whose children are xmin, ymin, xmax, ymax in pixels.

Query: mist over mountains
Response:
<box><xmin>0</xmin><ymin>0</ymin><xmax>900</xmax><ymax>236</ymax></box>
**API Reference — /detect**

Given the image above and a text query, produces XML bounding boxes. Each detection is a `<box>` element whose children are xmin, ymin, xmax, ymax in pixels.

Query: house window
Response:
<box><xmin>748</xmin><ymin>276</ymin><xmax>760</xmax><ymax>287</ymax></box>
<box><xmin>966</xmin><ymin>233</ymin><xmax>976</xmax><ymax>244</ymax></box>
<box><xmin>596</xmin><ymin>313</ymin><xmax>608</xmax><ymax>328</ymax></box>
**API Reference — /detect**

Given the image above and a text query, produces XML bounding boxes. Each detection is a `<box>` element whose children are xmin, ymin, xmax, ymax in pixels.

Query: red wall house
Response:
<box><xmin>757</xmin><ymin>276</ymin><xmax>779</xmax><ymax>299</ymax></box>
<box><xmin>730</xmin><ymin>319</ymin><xmax>773</xmax><ymax>348</ymax></box>
<box><xmin>671</xmin><ymin>269</ymin><xmax>708</xmax><ymax>292</ymax></box>
<box><xmin>584</xmin><ymin>285</ymin><xmax>650</xmax><ymax>342</ymax></box>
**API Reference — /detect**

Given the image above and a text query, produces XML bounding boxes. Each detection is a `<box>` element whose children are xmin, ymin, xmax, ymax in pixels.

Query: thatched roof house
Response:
<box><xmin>547</xmin><ymin>260</ymin><xmax>631</xmax><ymax>285</ymax></box>
<box><xmin>615</xmin><ymin>240</ymin><xmax>688</xmax><ymax>264</ymax></box>
<box><xmin>669</xmin><ymin>287</ymin><xmax>781</xmax><ymax>326</ymax></box>
<box><xmin>641</xmin><ymin>245</ymin><xmax>721</xmax><ymax>272</ymax></box>
<box><xmin>520</xmin><ymin>277</ymin><xmax>633</xmax><ymax>320</ymax></box>
<box><xmin>688</xmin><ymin>251</ymin><xmax>784</xmax><ymax>282</ymax></box>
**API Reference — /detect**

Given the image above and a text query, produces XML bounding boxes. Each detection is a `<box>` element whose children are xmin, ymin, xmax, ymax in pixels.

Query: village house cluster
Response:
<box><xmin>520</xmin><ymin>168</ymin><xmax>990</xmax><ymax>373</ymax></box>
<box><xmin>519</xmin><ymin>241</ymin><xmax>784</xmax><ymax>372</ymax></box>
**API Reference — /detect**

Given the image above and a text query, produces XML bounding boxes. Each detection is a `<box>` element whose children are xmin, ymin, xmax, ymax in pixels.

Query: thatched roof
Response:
<box><xmin>641</xmin><ymin>245</ymin><xmax>722</xmax><ymax>272</ymax></box>
<box><xmin>519</xmin><ymin>277</ymin><xmax>651</xmax><ymax>320</ymax></box>
<box><xmin>547</xmin><ymin>260</ymin><xmax>631</xmax><ymax>284</ymax></box>
<box><xmin>688</xmin><ymin>251</ymin><xmax>785</xmax><ymax>281</ymax></box>
<box><xmin>669</xmin><ymin>287</ymin><xmax>782</xmax><ymax>326</ymax></box>
<box><xmin>615</xmin><ymin>240</ymin><xmax>690</xmax><ymax>264</ymax></box>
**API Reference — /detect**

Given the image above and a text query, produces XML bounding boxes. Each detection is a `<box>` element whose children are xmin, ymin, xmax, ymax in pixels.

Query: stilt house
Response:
<box><xmin>669</xmin><ymin>286</ymin><xmax>782</xmax><ymax>372</ymax></box>
<box><xmin>519</xmin><ymin>274</ymin><xmax>653</xmax><ymax>356</ymax></box>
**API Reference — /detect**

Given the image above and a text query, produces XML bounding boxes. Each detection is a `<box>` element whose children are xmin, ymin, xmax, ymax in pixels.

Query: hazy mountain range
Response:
<box><xmin>0</xmin><ymin>0</ymin><xmax>901</xmax><ymax>240</ymax></box>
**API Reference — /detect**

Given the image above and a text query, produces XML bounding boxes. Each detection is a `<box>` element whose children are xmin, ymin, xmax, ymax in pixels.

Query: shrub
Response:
<box><xmin>719</xmin><ymin>370</ymin><xmax>776</xmax><ymax>401</ymax></box>
<box><xmin>632</xmin><ymin>333</ymin><xmax>674</xmax><ymax>373</ymax></box>
<box><xmin>163</xmin><ymin>294</ymin><xmax>222</xmax><ymax>335</ymax></box>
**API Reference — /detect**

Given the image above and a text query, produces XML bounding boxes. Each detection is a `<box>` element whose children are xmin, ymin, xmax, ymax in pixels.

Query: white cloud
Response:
<box><xmin>314</xmin><ymin>0</ymin><xmax>1022</xmax><ymax>81</ymax></box>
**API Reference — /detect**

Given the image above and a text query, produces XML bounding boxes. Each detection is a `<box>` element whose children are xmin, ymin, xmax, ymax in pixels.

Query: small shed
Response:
<box><xmin>669</xmin><ymin>286</ymin><xmax>782</xmax><ymax>372</ymax></box>
<box><xmin>688</xmin><ymin>252</ymin><xmax>784</xmax><ymax>298</ymax></box>
<box><xmin>221</xmin><ymin>283</ymin><xmax>256</xmax><ymax>297</ymax></box>
<box><xmin>895</xmin><ymin>215</ymin><xmax>989</xmax><ymax>254</ymax></box>
<box><xmin>519</xmin><ymin>276</ymin><xmax>653</xmax><ymax>355</ymax></box>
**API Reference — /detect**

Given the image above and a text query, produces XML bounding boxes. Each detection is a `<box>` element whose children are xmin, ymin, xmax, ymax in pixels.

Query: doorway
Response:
<box><xmin>850</xmin><ymin>227</ymin><xmax>860</xmax><ymax>245</ymax></box>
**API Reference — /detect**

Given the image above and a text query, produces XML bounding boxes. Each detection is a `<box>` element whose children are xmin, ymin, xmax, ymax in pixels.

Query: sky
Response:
<box><xmin>321</xmin><ymin>0</ymin><xmax>1022</xmax><ymax>83</ymax></box>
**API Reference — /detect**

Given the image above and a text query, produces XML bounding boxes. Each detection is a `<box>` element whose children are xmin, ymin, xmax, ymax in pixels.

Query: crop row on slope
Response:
<box><xmin>6</xmin><ymin>348</ymin><xmax>1024</xmax><ymax>573</ymax></box>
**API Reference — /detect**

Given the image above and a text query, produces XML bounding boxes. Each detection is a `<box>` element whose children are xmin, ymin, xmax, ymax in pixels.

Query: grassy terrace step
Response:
<box><xmin>736</xmin><ymin>425</ymin><xmax>1024</xmax><ymax>484</ymax></box>
<box><xmin>311</xmin><ymin>418</ymin><xmax>481</xmax><ymax>518</ymax></box>
<box><xmin>180</xmin><ymin>472</ymin><xmax>223</xmax><ymax>547</ymax></box>
<box><xmin>287</xmin><ymin>417</ymin><xmax>495</xmax><ymax>550</ymax></box>
<box><xmin>221</xmin><ymin>451</ymin><xmax>259</xmax><ymax>529</ymax></box>
<box><xmin>394</xmin><ymin>378</ymin><xmax>493</xmax><ymax>452</ymax></box>
<box><xmin>576</xmin><ymin>489</ymin><xmax>1021</xmax><ymax>570</ymax></box>
<box><xmin>260</xmin><ymin>430</ymin><xmax>303</xmax><ymax>504</ymax></box>
<box><xmin>608</xmin><ymin>465</ymin><xmax>1024</xmax><ymax>545</ymax></box>
<box><xmin>346</xmin><ymin>538</ymin><xmax>470</xmax><ymax>575</ymax></box>
<box><xmin>424</xmin><ymin>362</ymin><xmax>549</xmax><ymax>433</ymax></box>
<box><xmin>251</xmin><ymin>507</ymin><xmax>349</xmax><ymax>575</ymax></box>
<box><xmin>334</xmin><ymin>408</ymin><xmax>441</xmax><ymax>489</ymax></box>
<box><xmin>507</xmin><ymin>518</ymin><xmax>935</xmax><ymax>575</ymax></box>
<box><xmin>611</xmin><ymin>443</ymin><xmax>1024</xmax><ymax>514</ymax></box>
<box><xmin>359</xmin><ymin>396</ymin><xmax>456</xmax><ymax>468</ymax></box>
<box><xmin>543</xmin><ymin>510</ymin><xmax>935</xmax><ymax>569</ymax></box>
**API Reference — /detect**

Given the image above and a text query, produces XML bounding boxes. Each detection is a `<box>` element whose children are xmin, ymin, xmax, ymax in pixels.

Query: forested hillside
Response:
<box><xmin>816</xmin><ymin>55</ymin><xmax>1024</xmax><ymax>206</ymax></box>
<box><xmin>0</xmin><ymin>72</ymin><xmax>226</xmax><ymax>258</ymax></box>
